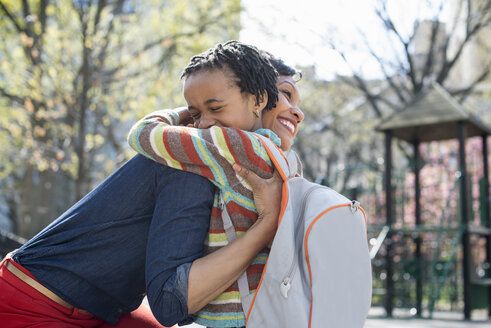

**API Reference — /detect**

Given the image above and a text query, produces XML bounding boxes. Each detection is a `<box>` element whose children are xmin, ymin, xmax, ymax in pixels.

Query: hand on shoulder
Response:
<box><xmin>233</xmin><ymin>163</ymin><xmax>283</xmax><ymax>240</ymax></box>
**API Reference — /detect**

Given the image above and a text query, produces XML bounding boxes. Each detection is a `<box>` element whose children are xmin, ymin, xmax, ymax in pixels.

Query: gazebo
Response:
<box><xmin>376</xmin><ymin>83</ymin><xmax>491</xmax><ymax>319</ymax></box>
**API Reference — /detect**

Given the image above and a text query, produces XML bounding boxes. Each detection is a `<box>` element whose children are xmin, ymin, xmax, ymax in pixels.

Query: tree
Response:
<box><xmin>290</xmin><ymin>0</ymin><xmax>491</xmax><ymax>204</ymax></box>
<box><xmin>330</xmin><ymin>0</ymin><xmax>491</xmax><ymax>117</ymax></box>
<box><xmin>0</xmin><ymin>0</ymin><xmax>241</xmax><ymax>237</ymax></box>
<box><xmin>290</xmin><ymin>68</ymin><xmax>384</xmax><ymax>220</ymax></box>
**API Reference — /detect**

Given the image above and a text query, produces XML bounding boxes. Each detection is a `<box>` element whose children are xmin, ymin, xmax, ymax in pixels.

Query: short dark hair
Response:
<box><xmin>181</xmin><ymin>40</ymin><xmax>279</xmax><ymax>111</ymax></box>
<box><xmin>261</xmin><ymin>50</ymin><xmax>302</xmax><ymax>82</ymax></box>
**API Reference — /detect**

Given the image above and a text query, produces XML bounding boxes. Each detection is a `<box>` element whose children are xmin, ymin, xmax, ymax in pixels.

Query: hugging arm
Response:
<box><xmin>145</xmin><ymin>167</ymin><xmax>216</xmax><ymax>326</ymax></box>
<box><xmin>127</xmin><ymin>108</ymin><xmax>275</xmax><ymax>190</ymax></box>
<box><xmin>186</xmin><ymin>164</ymin><xmax>283</xmax><ymax>314</ymax></box>
<box><xmin>144</xmin><ymin>163</ymin><xmax>282</xmax><ymax>323</ymax></box>
<box><xmin>128</xmin><ymin>109</ymin><xmax>284</xmax><ymax>320</ymax></box>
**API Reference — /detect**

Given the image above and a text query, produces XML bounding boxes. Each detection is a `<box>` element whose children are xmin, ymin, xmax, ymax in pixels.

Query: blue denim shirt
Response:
<box><xmin>12</xmin><ymin>155</ymin><xmax>216</xmax><ymax>325</ymax></box>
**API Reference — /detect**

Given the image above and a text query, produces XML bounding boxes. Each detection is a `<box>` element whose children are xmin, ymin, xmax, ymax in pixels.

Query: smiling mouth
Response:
<box><xmin>278</xmin><ymin>118</ymin><xmax>295</xmax><ymax>135</ymax></box>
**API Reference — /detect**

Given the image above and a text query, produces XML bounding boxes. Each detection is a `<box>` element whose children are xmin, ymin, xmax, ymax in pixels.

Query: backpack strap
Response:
<box><xmin>220</xmin><ymin>192</ymin><xmax>253</xmax><ymax>315</ymax></box>
<box><xmin>252</xmin><ymin>133</ymin><xmax>292</xmax><ymax>179</ymax></box>
<box><xmin>220</xmin><ymin>134</ymin><xmax>295</xmax><ymax>315</ymax></box>
<box><xmin>286</xmin><ymin>149</ymin><xmax>303</xmax><ymax>177</ymax></box>
<box><xmin>285</xmin><ymin>149</ymin><xmax>300</xmax><ymax>177</ymax></box>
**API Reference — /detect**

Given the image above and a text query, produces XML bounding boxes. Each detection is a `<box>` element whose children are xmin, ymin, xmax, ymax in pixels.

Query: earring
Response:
<box><xmin>254</xmin><ymin>109</ymin><xmax>260</xmax><ymax>118</ymax></box>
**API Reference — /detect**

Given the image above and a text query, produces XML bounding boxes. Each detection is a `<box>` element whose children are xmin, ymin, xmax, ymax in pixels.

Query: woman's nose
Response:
<box><xmin>291</xmin><ymin>106</ymin><xmax>305</xmax><ymax>123</ymax></box>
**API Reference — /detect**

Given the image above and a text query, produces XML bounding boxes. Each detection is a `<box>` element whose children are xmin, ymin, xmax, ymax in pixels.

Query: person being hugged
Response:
<box><xmin>128</xmin><ymin>41</ymin><xmax>304</xmax><ymax>327</ymax></box>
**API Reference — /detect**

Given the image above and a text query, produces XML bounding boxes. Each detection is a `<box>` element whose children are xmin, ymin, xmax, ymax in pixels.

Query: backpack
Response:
<box><xmin>222</xmin><ymin>134</ymin><xmax>372</xmax><ymax>328</ymax></box>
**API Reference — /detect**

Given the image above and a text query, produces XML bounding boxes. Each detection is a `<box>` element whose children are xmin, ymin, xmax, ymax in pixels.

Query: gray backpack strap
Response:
<box><xmin>220</xmin><ymin>192</ymin><xmax>237</xmax><ymax>242</ymax></box>
<box><xmin>220</xmin><ymin>192</ymin><xmax>253</xmax><ymax>315</ymax></box>
<box><xmin>286</xmin><ymin>149</ymin><xmax>303</xmax><ymax>177</ymax></box>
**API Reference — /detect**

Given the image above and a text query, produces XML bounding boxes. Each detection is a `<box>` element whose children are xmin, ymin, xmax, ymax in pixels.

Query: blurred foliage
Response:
<box><xmin>0</xmin><ymin>0</ymin><xmax>240</xmax><ymax>236</ymax></box>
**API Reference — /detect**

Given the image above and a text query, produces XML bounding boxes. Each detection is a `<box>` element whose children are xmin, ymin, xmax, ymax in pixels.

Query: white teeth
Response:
<box><xmin>279</xmin><ymin>119</ymin><xmax>295</xmax><ymax>134</ymax></box>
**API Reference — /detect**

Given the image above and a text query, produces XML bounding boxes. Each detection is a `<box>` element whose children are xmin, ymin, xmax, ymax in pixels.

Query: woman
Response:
<box><xmin>0</xmin><ymin>42</ymin><xmax>302</xmax><ymax>328</ymax></box>
<box><xmin>128</xmin><ymin>41</ymin><xmax>304</xmax><ymax>327</ymax></box>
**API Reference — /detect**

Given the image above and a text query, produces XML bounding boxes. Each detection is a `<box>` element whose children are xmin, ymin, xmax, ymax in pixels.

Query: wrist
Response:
<box><xmin>251</xmin><ymin>214</ymin><xmax>277</xmax><ymax>244</ymax></box>
<box><xmin>175</xmin><ymin>107</ymin><xmax>193</xmax><ymax>125</ymax></box>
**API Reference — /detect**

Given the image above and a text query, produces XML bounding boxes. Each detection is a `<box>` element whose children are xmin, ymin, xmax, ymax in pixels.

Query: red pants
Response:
<box><xmin>0</xmin><ymin>257</ymin><xmax>171</xmax><ymax>328</ymax></box>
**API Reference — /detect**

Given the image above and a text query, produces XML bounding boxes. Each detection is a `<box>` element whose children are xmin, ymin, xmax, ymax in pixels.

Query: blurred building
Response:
<box><xmin>447</xmin><ymin>0</ymin><xmax>491</xmax><ymax>91</ymax></box>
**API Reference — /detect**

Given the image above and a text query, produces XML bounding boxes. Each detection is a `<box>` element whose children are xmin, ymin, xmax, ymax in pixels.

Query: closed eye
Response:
<box><xmin>281</xmin><ymin>89</ymin><xmax>292</xmax><ymax>99</ymax></box>
<box><xmin>189</xmin><ymin>110</ymin><xmax>201</xmax><ymax>119</ymax></box>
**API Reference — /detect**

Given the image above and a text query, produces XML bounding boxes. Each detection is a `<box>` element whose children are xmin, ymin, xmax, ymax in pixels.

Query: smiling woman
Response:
<box><xmin>262</xmin><ymin>74</ymin><xmax>304</xmax><ymax>150</ymax></box>
<box><xmin>127</xmin><ymin>41</ymin><xmax>305</xmax><ymax>327</ymax></box>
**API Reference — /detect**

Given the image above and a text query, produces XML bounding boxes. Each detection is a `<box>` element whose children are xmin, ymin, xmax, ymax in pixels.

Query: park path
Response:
<box><xmin>183</xmin><ymin>308</ymin><xmax>491</xmax><ymax>328</ymax></box>
<box><xmin>145</xmin><ymin>298</ymin><xmax>491</xmax><ymax>328</ymax></box>
<box><xmin>364</xmin><ymin>318</ymin><xmax>490</xmax><ymax>328</ymax></box>
<box><xmin>185</xmin><ymin>317</ymin><xmax>491</xmax><ymax>328</ymax></box>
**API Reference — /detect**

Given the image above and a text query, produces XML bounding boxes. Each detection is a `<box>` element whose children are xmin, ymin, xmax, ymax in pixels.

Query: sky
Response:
<box><xmin>240</xmin><ymin>0</ymin><xmax>453</xmax><ymax>80</ymax></box>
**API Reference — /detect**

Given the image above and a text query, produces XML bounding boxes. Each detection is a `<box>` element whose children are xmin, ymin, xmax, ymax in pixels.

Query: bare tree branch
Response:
<box><xmin>319</xmin><ymin>37</ymin><xmax>385</xmax><ymax>118</ymax></box>
<box><xmin>375</xmin><ymin>0</ymin><xmax>407</xmax><ymax>46</ymax></box>
<box><xmin>419</xmin><ymin>21</ymin><xmax>440</xmax><ymax>88</ymax></box>
<box><xmin>437</xmin><ymin>0</ymin><xmax>491</xmax><ymax>84</ymax></box>
<box><xmin>375</xmin><ymin>0</ymin><xmax>420</xmax><ymax>91</ymax></box>
<box><xmin>339</xmin><ymin>73</ymin><xmax>384</xmax><ymax>118</ymax></box>
<box><xmin>450</xmin><ymin>66</ymin><xmax>491</xmax><ymax>102</ymax></box>
<box><xmin>372</xmin><ymin>90</ymin><xmax>405</xmax><ymax>111</ymax></box>
<box><xmin>358</xmin><ymin>28</ymin><xmax>410</xmax><ymax>105</ymax></box>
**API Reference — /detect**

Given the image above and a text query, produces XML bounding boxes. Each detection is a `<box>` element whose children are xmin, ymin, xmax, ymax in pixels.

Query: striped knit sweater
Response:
<box><xmin>128</xmin><ymin>109</ymin><xmax>302</xmax><ymax>327</ymax></box>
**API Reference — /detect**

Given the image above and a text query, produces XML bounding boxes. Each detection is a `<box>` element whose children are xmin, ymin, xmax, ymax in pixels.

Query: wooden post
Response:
<box><xmin>385</xmin><ymin>130</ymin><xmax>394</xmax><ymax>317</ymax></box>
<box><xmin>458</xmin><ymin>122</ymin><xmax>471</xmax><ymax>319</ymax></box>
<box><xmin>482</xmin><ymin>134</ymin><xmax>491</xmax><ymax>318</ymax></box>
<box><xmin>413</xmin><ymin>140</ymin><xmax>423</xmax><ymax>316</ymax></box>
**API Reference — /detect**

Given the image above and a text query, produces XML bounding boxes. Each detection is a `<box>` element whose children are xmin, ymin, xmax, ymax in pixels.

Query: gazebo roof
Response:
<box><xmin>376</xmin><ymin>83</ymin><xmax>491</xmax><ymax>143</ymax></box>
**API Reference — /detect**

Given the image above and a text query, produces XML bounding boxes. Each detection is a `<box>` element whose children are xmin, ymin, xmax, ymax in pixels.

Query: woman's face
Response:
<box><xmin>183</xmin><ymin>68</ymin><xmax>265</xmax><ymax>131</ymax></box>
<box><xmin>262</xmin><ymin>75</ymin><xmax>304</xmax><ymax>151</ymax></box>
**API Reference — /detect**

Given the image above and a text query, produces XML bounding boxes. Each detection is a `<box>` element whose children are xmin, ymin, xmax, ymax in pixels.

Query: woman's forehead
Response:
<box><xmin>277</xmin><ymin>75</ymin><xmax>297</xmax><ymax>87</ymax></box>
